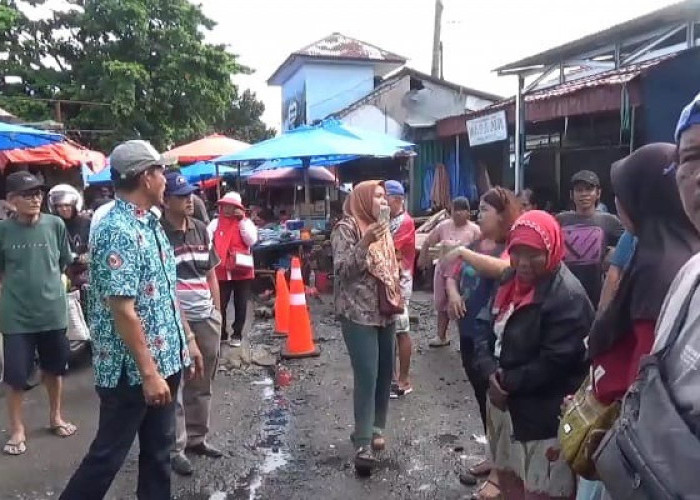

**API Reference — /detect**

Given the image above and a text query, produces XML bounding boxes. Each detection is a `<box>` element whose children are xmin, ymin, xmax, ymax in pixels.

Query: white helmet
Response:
<box><xmin>48</xmin><ymin>184</ymin><xmax>84</xmax><ymax>214</ymax></box>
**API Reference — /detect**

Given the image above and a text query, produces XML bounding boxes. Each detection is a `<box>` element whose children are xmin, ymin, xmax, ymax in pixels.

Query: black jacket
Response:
<box><xmin>474</xmin><ymin>264</ymin><xmax>594</xmax><ymax>442</ymax></box>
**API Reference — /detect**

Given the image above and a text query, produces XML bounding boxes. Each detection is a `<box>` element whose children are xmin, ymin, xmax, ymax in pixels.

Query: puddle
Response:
<box><xmin>232</xmin><ymin>375</ymin><xmax>292</xmax><ymax>499</ymax></box>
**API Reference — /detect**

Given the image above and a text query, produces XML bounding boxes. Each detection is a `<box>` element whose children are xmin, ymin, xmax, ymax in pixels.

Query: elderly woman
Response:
<box><xmin>474</xmin><ymin>210</ymin><xmax>594</xmax><ymax>499</ymax></box>
<box><xmin>331</xmin><ymin>180</ymin><xmax>402</xmax><ymax>476</ymax></box>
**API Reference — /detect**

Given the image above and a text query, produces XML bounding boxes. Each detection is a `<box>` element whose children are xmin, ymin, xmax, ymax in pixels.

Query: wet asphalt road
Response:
<box><xmin>0</xmin><ymin>292</ymin><xmax>485</xmax><ymax>499</ymax></box>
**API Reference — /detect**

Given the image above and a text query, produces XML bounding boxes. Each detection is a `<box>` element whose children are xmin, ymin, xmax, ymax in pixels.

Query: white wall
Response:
<box><xmin>341</xmin><ymin>105</ymin><xmax>404</xmax><ymax>138</ymax></box>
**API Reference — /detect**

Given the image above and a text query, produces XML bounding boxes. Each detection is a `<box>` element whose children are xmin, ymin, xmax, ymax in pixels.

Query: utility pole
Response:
<box><xmin>431</xmin><ymin>0</ymin><xmax>443</xmax><ymax>78</ymax></box>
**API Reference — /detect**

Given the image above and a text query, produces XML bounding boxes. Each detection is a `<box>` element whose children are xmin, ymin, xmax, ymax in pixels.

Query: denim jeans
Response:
<box><xmin>60</xmin><ymin>371</ymin><xmax>180</xmax><ymax>500</ymax></box>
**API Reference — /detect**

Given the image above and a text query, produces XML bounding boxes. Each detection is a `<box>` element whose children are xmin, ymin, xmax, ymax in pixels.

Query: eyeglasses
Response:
<box><xmin>19</xmin><ymin>190</ymin><xmax>43</xmax><ymax>200</ymax></box>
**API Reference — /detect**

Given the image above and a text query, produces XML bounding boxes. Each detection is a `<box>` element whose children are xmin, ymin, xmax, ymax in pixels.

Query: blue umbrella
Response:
<box><xmin>214</xmin><ymin>121</ymin><xmax>412</xmax><ymax>164</ymax></box>
<box><xmin>321</xmin><ymin>120</ymin><xmax>414</xmax><ymax>152</ymax></box>
<box><xmin>86</xmin><ymin>167</ymin><xmax>112</xmax><ymax>185</ymax></box>
<box><xmin>254</xmin><ymin>155</ymin><xmax>359</xmax><ymax>171</ymax></box>
<box><xmin>180</xmin><ymin>161</ymin><xmax>239</xmax><ymax>182</ymax></box>
<box><xmin>0</xmin><ymin>122</ymin><xmax>63</xmax><ymax>150</ymax></box>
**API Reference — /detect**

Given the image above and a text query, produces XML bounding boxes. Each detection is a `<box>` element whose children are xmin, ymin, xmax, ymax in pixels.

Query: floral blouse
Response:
<box><xmin>332</xmin><ymin>217</ymin><xmax>394</xmax><ymax>327</ymax></box>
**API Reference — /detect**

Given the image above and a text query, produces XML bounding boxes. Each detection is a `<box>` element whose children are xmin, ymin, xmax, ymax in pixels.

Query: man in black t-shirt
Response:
<box><xmin>557</xmin><ymin>170</ymin><xmax>624</xmax><ymax>305</ymax></box>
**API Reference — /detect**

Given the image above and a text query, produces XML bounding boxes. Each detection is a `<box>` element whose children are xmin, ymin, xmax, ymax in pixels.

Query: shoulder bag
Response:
<box><xmin>593</xmin><ymin>276</ymin><xmax>700</xmax><ymax>500</ymax></box>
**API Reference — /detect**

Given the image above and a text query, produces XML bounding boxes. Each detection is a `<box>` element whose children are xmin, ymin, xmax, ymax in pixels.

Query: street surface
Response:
<box><xmin>1</xmin><ymin>292</ymin><xmax>485</xmax><ymax>499</ymax></box>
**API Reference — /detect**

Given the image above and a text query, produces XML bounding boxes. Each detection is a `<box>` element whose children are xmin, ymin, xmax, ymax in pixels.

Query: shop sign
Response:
<box><xmin>467</xmin><ymin>111</ymin><xmax>507</xmax><ymax>146</ymax></box>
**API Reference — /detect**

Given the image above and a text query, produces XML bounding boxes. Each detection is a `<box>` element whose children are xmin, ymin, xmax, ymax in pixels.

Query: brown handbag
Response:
<box><xmin>378</xmin><ymin>280</ymin><xmax>404</xmax><ymax>316</ymax></box>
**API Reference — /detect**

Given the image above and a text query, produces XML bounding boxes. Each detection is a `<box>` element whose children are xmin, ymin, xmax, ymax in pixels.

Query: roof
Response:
<box><xmin>268</xmin><ymin>33</ymin><xmax>407</xmax><ymax>85</ymax></box>
<box><xmin>392</xmin><ymin>68</ymin><xmax>503</xmax><ymax>102</ymax></box>
<box><xmin>331</xmin><ymin>67</ymin><xmax>502</xmax><ymax>121</ymax></box>
<box><xmin>437</xmin><ymin>52</ymin><xmax>680</xmax><ymax>137</ymax></box>
<box><xmin>496</xmin><ymin>0</ymin><xmax>700</xmax><ymax>74</ymax></box>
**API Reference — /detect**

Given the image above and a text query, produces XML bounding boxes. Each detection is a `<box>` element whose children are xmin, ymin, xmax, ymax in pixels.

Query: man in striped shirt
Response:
<box><xmin>161</xmin><ymin>172</ymin><xmax>223</xmax><ymax>476</ymax></box>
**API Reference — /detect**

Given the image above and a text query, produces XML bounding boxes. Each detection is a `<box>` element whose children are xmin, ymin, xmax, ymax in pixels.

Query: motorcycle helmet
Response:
<box><xmin>48</xmin><ymin>184</ymin><xmax>84</xmax><ymax>214</ymax></box>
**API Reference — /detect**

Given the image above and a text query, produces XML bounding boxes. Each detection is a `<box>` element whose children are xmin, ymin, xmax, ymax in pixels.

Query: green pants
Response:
<box><xmin>341</xmin><ymin>318</ymin><xmax>395</xmax><ymax>448</ymax></box>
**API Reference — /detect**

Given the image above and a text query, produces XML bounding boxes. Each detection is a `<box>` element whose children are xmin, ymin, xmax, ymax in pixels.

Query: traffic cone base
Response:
<box><xmin>281</xmin><ymin>344</ymin><xmax>320</xmax><ymax>359</ymax></box>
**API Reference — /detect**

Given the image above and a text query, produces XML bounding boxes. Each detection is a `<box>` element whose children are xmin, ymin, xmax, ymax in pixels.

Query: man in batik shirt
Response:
<box><xmin>61</xmin><ymin>141</ymin><xmax>203</xmax><ymax>500</ymax></box>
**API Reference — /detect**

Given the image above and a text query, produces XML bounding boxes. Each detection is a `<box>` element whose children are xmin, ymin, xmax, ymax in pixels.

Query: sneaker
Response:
<box><xmin>229</xmin><ymin>336</ymin><xmax>242</xmax><ymax>348</ymax></box>
<box><xmin>171</xmin><ymin>453</ymin><xmax>194</xmax><ymax>476</ymax></box>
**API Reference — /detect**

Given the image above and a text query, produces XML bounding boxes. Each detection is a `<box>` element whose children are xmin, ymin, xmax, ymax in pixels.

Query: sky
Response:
<box><xmin>28</xmin><ymin>0</ymin><xmax>680</xmax><ymax>131</ymax></box>
<box><xmin>199</xmin><ymin>0</ymin><xmax>677</xmax><ymax>131</ymax></box>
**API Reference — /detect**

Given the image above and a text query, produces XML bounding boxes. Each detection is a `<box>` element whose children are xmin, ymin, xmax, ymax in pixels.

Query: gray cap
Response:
<box><xmin>109</xmin><ymin>140</ymin><xmax>176</xmax><ymax>179</ymax></box>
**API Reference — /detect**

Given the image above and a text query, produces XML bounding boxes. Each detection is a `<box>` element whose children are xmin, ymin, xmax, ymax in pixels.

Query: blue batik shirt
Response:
<box><xmin>89</xmin><ymin>198</ymin><xmax>190</xmax><ymax>388</ymax></box>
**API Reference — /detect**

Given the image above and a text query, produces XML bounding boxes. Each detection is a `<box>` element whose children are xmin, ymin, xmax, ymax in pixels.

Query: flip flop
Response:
<box><xmin>50</xmin><ymin>422</ymin><xmax>77</xmax><ymax>438</ymax></box>
<box><xmin>3</xmin><ymin>439</ymin><xmax>27</xmax><ymax>456</ymax></box>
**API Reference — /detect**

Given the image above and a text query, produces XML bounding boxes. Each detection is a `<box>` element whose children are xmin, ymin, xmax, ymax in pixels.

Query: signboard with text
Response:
<box><xmin>467</xmin><ymin>110</ymin><xmax>508</xmax><ymax>146</ymax></box>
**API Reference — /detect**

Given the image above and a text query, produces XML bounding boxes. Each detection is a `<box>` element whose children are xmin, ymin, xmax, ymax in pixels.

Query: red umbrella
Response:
<box><xmin>164</xmin><ymin>134</ymin><xmax>250</xmax><ymax>164</ymax></box>
<box><xmin>0</xmin><ymin>141</ymin><xmax>107</xmax><ymax>172</ymax></box>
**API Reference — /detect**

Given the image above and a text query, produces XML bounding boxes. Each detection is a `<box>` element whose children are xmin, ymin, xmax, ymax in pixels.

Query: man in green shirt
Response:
<box><xmin>0</xmin><ymin>171</ymin><xmax>76</xmax><ymax>456</ymax></box>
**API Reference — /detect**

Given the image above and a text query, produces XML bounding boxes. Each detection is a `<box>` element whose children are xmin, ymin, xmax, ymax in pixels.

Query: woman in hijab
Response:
<box><xmin>473</xmin><ymin>210</ymin><xmax>593</xmax><ymax>499</ymax></box>
<box><xmin>588</xmin><ymin>143</ymin><xmax>700</xmax><ymax>405</ymax></box>
<box><xmin>331</xmin><ymin>181</ymin><xmax>402</xmax><ymax>475</ymax></box>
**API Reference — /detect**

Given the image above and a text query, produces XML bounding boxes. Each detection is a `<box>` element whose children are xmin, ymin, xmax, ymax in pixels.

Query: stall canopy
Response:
<box><xmin>164</xmin><ymin>134</ymin><xmax>250</xmax><ymax>164</ymax></box>
<box><xmin>0</xmin><ymin>122</ymin><xmax>63</xmax><ymax>150</ymax></box>
<box><xmin>85</xmin><ymin>165</ymin><xmax>111</xmax><ymax>185</ymax></box>
<box><xmin>247</xmin><ymin>166</ymin><xmax>337</xmax><ymax>187</ymax></box>
<box><xmin>180</xmin><ymin>161</ymin><xmax>240</xmax><ymax>182</ymax></box>
<box><xmin>0</xmin><ymin>141</ymin><xmax>107</xmax><ymax>172</ymax></box>
<box><xmin>214</xmin><ymin>119</ymin><xmax>414</xmax><ymax>203</ymax></box>
<box><xmin>214</xmin><ymin>120</ymin><xmax>413</xmax><ymax>164</ymax></box>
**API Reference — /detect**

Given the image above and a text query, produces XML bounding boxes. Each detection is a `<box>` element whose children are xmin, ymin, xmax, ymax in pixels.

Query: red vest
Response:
<box><xmin>214</xmin><ymin>218</ymin><xmax>254</xmax><ymax>282</ymax></box>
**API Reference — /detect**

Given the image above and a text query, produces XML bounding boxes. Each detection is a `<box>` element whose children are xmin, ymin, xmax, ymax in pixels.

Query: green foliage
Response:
<box><xmin>0</xmin><ymin>0</ymin><xmax>272</xmax><ymax>151</ymax></box>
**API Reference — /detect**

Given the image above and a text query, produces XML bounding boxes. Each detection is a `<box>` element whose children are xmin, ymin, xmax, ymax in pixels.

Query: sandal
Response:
<box><xmin>429</xmin><ymin>337</ymin><xmax>450</xmax><ymax>348</ymax></box>
<box><xmin>371</xmin><ymin>433</ymin><xmax>386</xmax><ymax>452</ymax></box>
<box><xmin>50</xmin><ymin>422</ymin><xmax>77</xmax><ymax>438</ymax></box>
<box><xmin>471</xmin><ymin>479</ymin><xmax>501</xmax><ymax>500</ymax></box>
<box><xmin>354</xmin><ymin>446</ymin><xmax>377</xmax><ymax>476</ymax></box>
<box><xmin>468</xmin><ymin>459</ymin><xmax>492</xmax><ymax>477</ymax></box>
<box><xmin>3</xmin><ymin>439</ymin><xmax>27</xmax><ymax>456</ymax></box>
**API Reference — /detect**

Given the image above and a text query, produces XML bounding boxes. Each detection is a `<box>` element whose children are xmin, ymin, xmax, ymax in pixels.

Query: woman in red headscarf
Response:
<box><xmin>472</xmin><ymin>210</ymin><xmax>594</xmax><ymax>500</ymax></box>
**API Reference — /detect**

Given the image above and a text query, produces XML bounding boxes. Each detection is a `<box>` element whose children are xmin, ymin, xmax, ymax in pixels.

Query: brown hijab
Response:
<box><xmin>344</xmin><ymin>181</ymin><xmax>402</xmax><ymax>310</ymax></box>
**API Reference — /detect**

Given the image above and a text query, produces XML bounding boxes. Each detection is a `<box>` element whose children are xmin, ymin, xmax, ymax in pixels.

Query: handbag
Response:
<box><xmin>378</xmin><ymin>281</ymin><xmax>404</xmax><ymax>316</ymax></box>
<box><xmin>226</xmin><ymin>250</ymin><xmax>254</xmax><ymax>273</ymax></box>
<box><xmin>558</xmin><ymin>375</ymin><xmax>620</xmax><ymax>479</ymax></box>
<box><xmin>593</xmin><ymin>276</ymin><xmax>700</xmax><ymax>500</ymax></box>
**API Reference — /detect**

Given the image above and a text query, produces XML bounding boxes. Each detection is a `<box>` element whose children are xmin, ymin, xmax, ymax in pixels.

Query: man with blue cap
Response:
<box><xmin>161</xmin><ymin>172</ymin><xmax>224</xmax><ymax>476</ymax></box>
<box><xmin>384</xmin><ymin>180</ymin><xmax>416</xmax><ymax>399</ymax></box>
<box><xmin>676</xmin><ymin>92</ymin><xmax>700</xmax><ymax>232</ymax></box>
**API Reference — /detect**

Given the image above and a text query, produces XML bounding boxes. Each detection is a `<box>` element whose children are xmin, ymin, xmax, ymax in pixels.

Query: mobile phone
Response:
<box><xmin>379</xmin><ymin>205</ymin><xmax>390</xmax><ymax>224</ymax></box>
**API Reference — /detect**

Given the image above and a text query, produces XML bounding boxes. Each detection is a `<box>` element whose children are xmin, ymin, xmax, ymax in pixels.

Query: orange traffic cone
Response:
<box><xmin>273</xmin><ymin>268</ymin><xmax>290</xmax><ymax>337</ymax></box>
<box><xmin>282</xmin><ymin>257</ymin><xmax>320</xmax><ymax>359</ymax></box>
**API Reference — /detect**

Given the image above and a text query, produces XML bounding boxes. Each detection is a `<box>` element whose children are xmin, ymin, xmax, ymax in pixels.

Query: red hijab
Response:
<box><xmin>494</xmin><ymin>210</ymin><xmax>565</xmax><ymax>313</ymax></box>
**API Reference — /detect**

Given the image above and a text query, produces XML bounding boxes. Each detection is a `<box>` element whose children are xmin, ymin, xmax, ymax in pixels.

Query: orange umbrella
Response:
<box><xmin>164</xmin><ymin>133</ymin><xmax>250</xmax><ymax>164</ymax></box>
<box><xmin>0</xmin><ymin>141</ymin><xmax>107</xmax><ymax>172</ymax></box>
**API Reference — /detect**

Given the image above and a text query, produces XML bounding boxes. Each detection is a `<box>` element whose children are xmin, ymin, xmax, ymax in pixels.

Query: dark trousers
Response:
<box><xmin>219</xmin><ymin>279</ymin><xmax>251</xmax><ymax>341</ymax></box>
<box><xmin>60</xmin><ymin>372</ymin><xmax>180</xmax><ymax>500</ymax></box>
<box><xmin>459</xmin><ymin>319</ymin><xmax>489</xmax><ymax>434</ymax></box>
